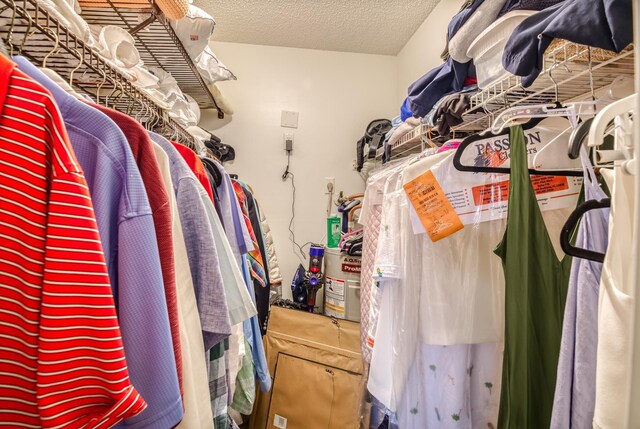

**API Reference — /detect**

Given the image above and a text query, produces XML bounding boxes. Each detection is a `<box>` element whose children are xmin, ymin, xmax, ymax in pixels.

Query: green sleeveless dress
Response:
<box><xmin>494</xmin><ymin>125</ymin><xmax>572</xmax><ymax>428</ymax></box>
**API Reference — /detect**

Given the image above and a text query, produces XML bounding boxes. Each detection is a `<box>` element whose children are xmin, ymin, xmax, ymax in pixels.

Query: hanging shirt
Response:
<box><xmin>235</xmin><ymin>181</ymin><xmax>271</xmax><ymax>334</ymax></box>
<box><xmin>172</xmin><ymin>141</ymin><xmax>216</xmax><ymax>203</ymax></box>
<box><xmin>366</xmin><ymin>159</ymin><xmax>503</xmax><ymax>429</ymax></box>
<box><xmin>188</xmin><ymin>163</ymin><xmax>257</xmax><ymax>326</ymax></box>
<box><xmin>232</xmin><ymin>181</ymin><xmax>267</xmax><ymax>290</ymax></box>
<box><xmin>551</xmin><ymin>151</ymin><xmax>610</xmax><ymax>429</ymax></box>
<box><xmin>593</xmin><ymin>118</ymin><xmax>636</xmax><ymax>429</ymax></box>
<box><xmin>92</xmin><ymin>104</ymin><xmax>183</xmax><ymax>399</ymax></box>
<box><xmin>359</xmin><ymin>160</ymin><xmax>409</xmax><ymax>362</ymax></box>
<box><xmin>495</xmin><ymin>125</ymin><xmax>572</xmax><ymax>429</ymax></box>
<box><xmin>0</xmin><ymin>55</ymin><xmax>146</xmax><ymax>428</ymax></box>
<box><xmin>213</xmin><ymin>159</ymin><xmax>254</xmax><ymax>266</ymax></box>
<box><xmin>153</xmin><ymin>141</ymin><xmax>215</xmax><ymax>429</ymax></box>
<box><xmin>241</xmin><ymin>254</ymin><xmax>272</xmax><ymax>392</ymax></box>
<box><xmin>12</xmin><ymin>57</ymin><xmax>183</xmax><ymax>429</ymax></box>
<box><xmin>367</xmin><ymin>165</ymin><xmax>408</xmax><ymax>411</ymax></box>
<box><xmin>403</xmin><ymin>152</ymin><xmax>506</xmax><ymax>345</ymax></box>
<box><xmin>150</xmin><ymin>133</ymin><xmax>232</xmax><ymax>351</ymax></box>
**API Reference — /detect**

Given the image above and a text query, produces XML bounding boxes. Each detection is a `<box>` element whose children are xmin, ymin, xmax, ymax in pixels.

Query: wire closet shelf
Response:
<box><xmin>80</xmin><ymin>0</ymin><xmax>225</xmax><ymax>118</ymax></box>
<box><xmin>381</xmin><ymin>41</ymin><xmax>635</xmax><ymax>160</ymax></box>
<box><xmin>0</xmin><ymin>0</ymin><xmax>200</xmax><ymax>149</ymax></box>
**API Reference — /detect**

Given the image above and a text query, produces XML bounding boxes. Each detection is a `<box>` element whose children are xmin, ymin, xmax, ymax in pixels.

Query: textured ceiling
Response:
<box><xmin>194</xmin><ymin>0</ymin><xmax>442</xmax><ymax>55</ymax></box>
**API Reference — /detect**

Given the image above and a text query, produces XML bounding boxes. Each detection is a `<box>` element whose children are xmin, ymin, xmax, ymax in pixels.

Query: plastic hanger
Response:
<box><xmin>559</xmin><ymin>198</ymin><xmax>610</xmax><ymax>263</ymax></box>
<box><xmin>532</xmin><ymin>101</ymin><xmax>599</xmax><ymax>165</ymax></box>
<box><xmin>491</xmin><ymin>103</ymin><xmax>577</xmax><ymax>134</ymax></box>
<box><xmin>588</xmin><ymin>94</ymin><xmax>636</xmax><ymax>172</ymax></box>
<box><xmin>588</xmin><ymin>93</ymin><xmax>637</xmax><ymax>148</ymax></box>
<box><xmin>452</xmin><ymin>116</ymin><xmax>583</xmax><ymax>177</ymax></box>
<box><xmin>568</xmin><ymin>117</ymin><xmax>594</xmax><ymax>159</ymax></box>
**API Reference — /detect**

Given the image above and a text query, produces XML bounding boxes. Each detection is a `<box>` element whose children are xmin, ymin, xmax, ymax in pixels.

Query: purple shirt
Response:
<box><xmin>14</xmin><ymin>57</ymin><xmax>183</xmax><ymax>429</ymax></box>
<box><xmin>551</xmin><ymin>156</ymin><xmax>609</xmax><ymax>429</ymax></box>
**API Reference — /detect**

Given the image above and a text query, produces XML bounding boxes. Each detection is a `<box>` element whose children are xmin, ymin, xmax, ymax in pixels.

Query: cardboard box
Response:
<box><xmin>251</xmin><ymin>307</ymin><xmax>364</xmax><ymax>429</ymax></box>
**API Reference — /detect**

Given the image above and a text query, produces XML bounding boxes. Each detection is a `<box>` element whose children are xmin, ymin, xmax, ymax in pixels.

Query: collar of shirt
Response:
<box><xmin>0</xmin><ymin>54</ymin><xmax>15</xmax><ymax>117</ymax></box>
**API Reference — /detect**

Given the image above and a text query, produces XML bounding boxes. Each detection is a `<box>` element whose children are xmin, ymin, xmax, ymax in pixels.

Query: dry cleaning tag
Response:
<box><xmin>403</xmin><ymin>170</ymin><xmax>464</xmax><ymax>242</ymax></box>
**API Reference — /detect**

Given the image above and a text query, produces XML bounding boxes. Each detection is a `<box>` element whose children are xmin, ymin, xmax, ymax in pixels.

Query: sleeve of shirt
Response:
<box><xmin>199</xmin><ymin>186</ymin><xmax>257</xmax><ymax>326</ymax></box>
<box><xmin>117</xmin><ymin>215</ymin><xmax>183</xmax><ymax>428</ymax></box>
<box><xmin>229</xmin><ymin>184</ymin><xmax>254</xmax><ymax>255</ymax></box>
<box><xmin>38</xmin><ymin>172</ymin><xmax>147</xmax><ymax>429</ymax></box>
<box><xmin>240</xmin><ymin>256</ymin><xmax>272</xmax><ymax>392</ymax></box>
<box><xmin>176</xmin><ymin>179</ymin><xmax>232</xmax><ymax>350</ymax></box>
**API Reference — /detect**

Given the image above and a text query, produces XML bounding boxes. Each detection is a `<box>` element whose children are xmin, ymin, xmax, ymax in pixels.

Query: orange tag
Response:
<box><xmin>403</xmin><ymin>171</ymin><xmax>464</xmax><ymax>242</ymax></box>
<box><xmin>471</xmin><ymin>176</ymin><xmax>570</xmax><ymax>206</ymax></box>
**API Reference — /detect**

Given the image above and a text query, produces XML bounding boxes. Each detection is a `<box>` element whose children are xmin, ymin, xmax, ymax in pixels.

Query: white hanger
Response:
<box><xmin>588</xmin><ymin>94</ymin><xmax>636</xmax><ymax>172</ymax></box>
<box><xmin>490</xmin><ymin>103</ymin><xmax>577</xmax><ymax>134</ymax></box>
<box><xmin>588</xmin><ymin>93</ymin><xmax>637</xmax><ymax>147</ymax></box>
<box><xmin>532</xmin><ymin>101</ymin><xmax>600</xmax><ymax>167</ymax></box>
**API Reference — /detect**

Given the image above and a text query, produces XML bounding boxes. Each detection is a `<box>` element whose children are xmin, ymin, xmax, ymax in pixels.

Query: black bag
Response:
<box><xmin>356</xmin><ymin>119</ymin><xmax>392</xmax><ymax>172</ymax></box>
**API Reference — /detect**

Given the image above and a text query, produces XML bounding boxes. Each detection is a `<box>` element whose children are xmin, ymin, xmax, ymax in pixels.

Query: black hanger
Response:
<box><xmin>201</xmin><ymin>157</ymin><xmax>223</xmax><ymax>188</ymax></box>
<box><xmin>560</xmin><ymin>198</ymin><xmax>610</xmax><ymax>263</ymax></box>
<box><xmin>567</xmin><ymin>117</ymin><xmax>593</xmax><ymax>159</ymax></box>
<box><xmin>453</xmin><ymin>116</ymin><xmax>582</xmax><ymax>177</ymax></box>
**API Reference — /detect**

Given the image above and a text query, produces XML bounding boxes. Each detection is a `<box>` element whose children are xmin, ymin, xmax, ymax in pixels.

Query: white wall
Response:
<box><xmin>200</xmin><ymin>42</ymin><xmax>398</xmax><ymax>297</ymax></box>
<box><xmin>396</xmin><ymin>0</ymin><xmax>466</xmax><ymax>104</ymax></box>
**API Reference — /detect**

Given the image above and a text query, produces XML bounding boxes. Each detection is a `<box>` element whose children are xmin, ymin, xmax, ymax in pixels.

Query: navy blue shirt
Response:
<box><xmin>503</xmin><ymin>0</ymin><xmax>632</xmax><ymax>87</ymax></box>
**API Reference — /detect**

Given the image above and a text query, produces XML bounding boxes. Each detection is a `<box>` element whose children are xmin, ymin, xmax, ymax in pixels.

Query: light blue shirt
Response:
<box><xmin>241</xmin><ymin>255</ymin><xmax>272</xmax><ymax>392</ymax></box>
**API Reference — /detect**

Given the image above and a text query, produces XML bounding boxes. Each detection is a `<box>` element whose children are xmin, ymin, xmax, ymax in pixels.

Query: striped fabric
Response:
<box><xmin>231</xmin><ymin>181</ymin><xmax>266</xmax><ymax>288</ymax></box>
<box><xmin>0</xmin><ymin>56</ymin><xmax>146</xmax><ymax>428</ymax></box>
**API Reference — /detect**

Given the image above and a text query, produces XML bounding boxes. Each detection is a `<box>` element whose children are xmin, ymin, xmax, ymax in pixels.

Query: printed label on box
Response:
<box><xmin>274</xmin><ymin>414</ymin><xmax>287</xmax><ymax>429</ymax></box>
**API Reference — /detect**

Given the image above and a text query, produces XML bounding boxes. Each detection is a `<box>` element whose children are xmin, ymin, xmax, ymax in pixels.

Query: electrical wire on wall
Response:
<box><xmin>282</xmin><ymin>149</ymin><xmax>308</xmax><ymax>263</ymax></box>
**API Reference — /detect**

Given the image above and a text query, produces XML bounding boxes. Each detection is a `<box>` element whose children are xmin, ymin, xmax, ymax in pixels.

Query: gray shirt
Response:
<box><xmin>150</xmin><ymin>132</ymin><xmax>231</xmax><ymax>351</ymax></box>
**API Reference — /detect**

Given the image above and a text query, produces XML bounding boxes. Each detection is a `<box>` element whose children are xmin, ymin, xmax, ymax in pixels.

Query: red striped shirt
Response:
<box><xmin>0</xmin><ymin>56</ymin><xmax>146</xmax><ymax>428</ymax></box>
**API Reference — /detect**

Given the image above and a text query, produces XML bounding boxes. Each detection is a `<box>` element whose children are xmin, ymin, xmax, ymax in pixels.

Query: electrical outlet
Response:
<box><xmin>284</xmin><ymin>133</ymin><xmax>294</xmax><ymax>151</ymax></box>
<box><xmin>324</xmin><ymin>177</ymin><xmax>335</xmax><ymax>193</ymax></box>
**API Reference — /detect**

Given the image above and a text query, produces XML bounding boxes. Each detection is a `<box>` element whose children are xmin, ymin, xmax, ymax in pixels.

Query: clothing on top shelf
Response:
<box><xmin>503</xmin><ymin>0</ymin><xmax>633</xmax><ymax>87</ymax></box>
<box><xmin>407</xmin><ymin>0</ymin><xmax>481</xmax><ymax>117</ymax></box>
<box><xmin>497</xmin><ymin>0</ymin><xmax>565</xmax><ymax>17</ymax></box>
<box><xmin>448</xmin><ymin>0</ymin><xmax>508</xmax><ymax>63</ymax></box>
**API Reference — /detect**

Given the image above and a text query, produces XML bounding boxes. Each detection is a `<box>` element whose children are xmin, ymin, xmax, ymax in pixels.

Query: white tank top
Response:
<box><xmin>593</xmin><ymin>147</ymin><xmax>636</xmax><ymax>429</ymax></box>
